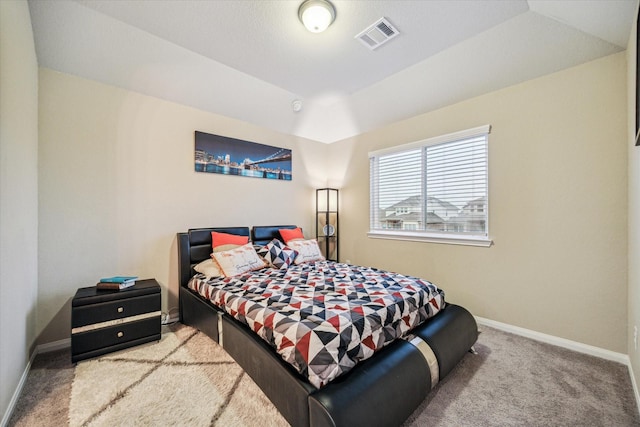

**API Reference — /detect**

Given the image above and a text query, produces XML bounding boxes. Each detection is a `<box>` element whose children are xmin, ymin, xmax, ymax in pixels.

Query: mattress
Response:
<box><xmin>188</xmin><ymin>260</ymin><xmax>444</xmax><ymax>388</ymax></box>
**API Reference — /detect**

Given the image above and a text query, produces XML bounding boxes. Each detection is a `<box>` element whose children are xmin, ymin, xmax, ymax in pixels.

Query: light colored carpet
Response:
<box><xmin>7</xmin><ymin>323</ymin><xmax>640</xmax><ymax>426</ymax></box>
<box><xmin>404</xmin><ymin>327</ymin><xmax>639</xmax><ymax>426</ymax></box>
<box><xmin>68</xmin><ymin>325</ymin><xmax>286</xmax><ymax>427</ymax></box>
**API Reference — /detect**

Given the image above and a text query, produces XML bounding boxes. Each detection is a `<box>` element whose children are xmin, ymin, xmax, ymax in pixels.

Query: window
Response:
<box><xmin>369</xmin><ymin>125</ymin><xmax>492</xmax><ymax>247</ymax></box>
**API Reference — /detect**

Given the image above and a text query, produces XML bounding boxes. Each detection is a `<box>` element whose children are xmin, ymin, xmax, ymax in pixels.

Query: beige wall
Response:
<box><xmin>627</xmin><ymin>6</ymin><xmax>640</xmax><ymax>399</ymax></box>
<box><xmin>37</xmin><ymin>69</ymin><xmax>327</xmax><ymax>342</ymax></box>
<box><xmin>0</xmin><ymin>0</ymin><xmax>39</xmax><ymax>420</ymax></box>
<box><xmin>330</xmin><ymin>52</ymin><xmax>628</xmax><ymax>353</ymax></box>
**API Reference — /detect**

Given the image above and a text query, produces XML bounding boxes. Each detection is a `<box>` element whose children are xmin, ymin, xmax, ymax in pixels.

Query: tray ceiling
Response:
<box><xmin>28</xmin><ymin>0</ymin><xmax>636</xmax><ymax>143</ymax></box>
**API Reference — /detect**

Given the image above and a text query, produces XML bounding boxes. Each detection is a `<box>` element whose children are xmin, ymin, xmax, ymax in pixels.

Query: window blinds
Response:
<box><xmin>370</xmin><ymin>125</ymin><xmax>489</xmax><ymax>238</ymax></box>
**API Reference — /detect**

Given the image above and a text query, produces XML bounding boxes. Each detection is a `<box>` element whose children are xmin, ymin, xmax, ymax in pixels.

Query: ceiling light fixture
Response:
<box><xmin>298</xmin><ymin>0</ymin><xmax>336</xmax><ymax>33</ymax></box>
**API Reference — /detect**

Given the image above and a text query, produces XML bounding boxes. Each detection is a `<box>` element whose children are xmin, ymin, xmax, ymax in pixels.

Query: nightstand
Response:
<box><xmin>71</xmin><ymin>278</ymin><xmax>161</xmax><ymax>363</ymax></box>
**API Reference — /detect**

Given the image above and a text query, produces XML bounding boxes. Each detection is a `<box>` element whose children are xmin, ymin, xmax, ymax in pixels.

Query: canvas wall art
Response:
<box><xmin>195</xmin><ymin>131</ymin><xmax>292</xmax><ymax>180</ymax></box>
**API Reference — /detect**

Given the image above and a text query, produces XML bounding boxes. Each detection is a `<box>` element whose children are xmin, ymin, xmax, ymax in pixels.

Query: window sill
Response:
<box><xmin>367</xmin><ymin>230</ymin><xmax>493</xmax><ymax>247</ymax></box>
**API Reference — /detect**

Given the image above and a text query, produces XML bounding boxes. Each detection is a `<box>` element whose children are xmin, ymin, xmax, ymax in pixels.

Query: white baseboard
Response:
<box><xmin>475</xmin><ymin>316</ymin><xmax>628</xmax><ymax>364</ymax></box>
<box><xmin>37</xmin><ymin>337</ymin><xmax>70</xmax><ymax>353</ymax></box>
<box><xmin>629</xmin><ymin>359</ymin><xmax>640</xmax><ymax>419</ymax></box>
<box><xmin>0</xmin><ymin>338</ymin><xmax>71</xmax><ymax>426</ymax></box>
<box><xmin>0</xmin><ymin>350</ymin><xmax>37</xmax><ymax>427</ymax></box>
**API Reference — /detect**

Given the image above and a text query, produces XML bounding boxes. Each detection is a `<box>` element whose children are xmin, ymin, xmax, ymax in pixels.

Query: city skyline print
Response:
<box><xmin>195</xmin><ymin>131</ymin><xmax>292</xmax><ymax>181</ymax></box>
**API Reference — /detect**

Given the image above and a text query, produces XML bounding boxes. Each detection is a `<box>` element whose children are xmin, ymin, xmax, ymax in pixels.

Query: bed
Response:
<box><xmin>178</xmin><ymin>225</ymin><xmax>478</xmax><ymax>427</ymax></box>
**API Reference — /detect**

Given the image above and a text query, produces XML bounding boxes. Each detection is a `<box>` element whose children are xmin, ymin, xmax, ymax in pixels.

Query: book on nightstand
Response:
<box><xmin>96</xmin><ymin>276</ymin><xmax>138</xmax><ymax>290</ymax></box>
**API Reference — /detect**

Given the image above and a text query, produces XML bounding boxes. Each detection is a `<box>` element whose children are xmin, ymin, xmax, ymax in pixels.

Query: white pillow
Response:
<box><xmin>194</xmin><ymin>258</ymin><xmax>223</xmax><ymax>278</ymax></box>
<box><xmin>287</xmin><ymin>239</ymin><xmax>326</xmax><ymax>264</ymax></box>
<box><xmin>212</xmin><ymin>243</ymin><xmax>267</xmax><ymax>277</ymax></box>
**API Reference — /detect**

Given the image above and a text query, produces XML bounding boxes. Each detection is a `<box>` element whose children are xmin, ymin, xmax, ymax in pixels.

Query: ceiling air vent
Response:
<box><xmin>355</xmin><ymin>17</ymin><xmax>399</xmax><ymax>50</ymax></box>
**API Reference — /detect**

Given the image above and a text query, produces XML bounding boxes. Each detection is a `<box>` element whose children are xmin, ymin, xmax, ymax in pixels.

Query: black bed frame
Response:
<box><xmin>178</xmin><ymin>226</ymin><xmax>478</xmax><ymax>427</ymax></box>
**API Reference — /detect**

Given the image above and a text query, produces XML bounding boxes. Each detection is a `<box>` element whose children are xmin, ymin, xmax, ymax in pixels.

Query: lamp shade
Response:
<box><xmin>299</xmin><ymin>0</ymin><xmax>336</xmax><ymax>33</ymax></box>
<box><xmin>317</xmin><ymin>188</ymin><xmax>338</xmax><ymax>212</ymax></box>
<box><xmin>317</xmin><ymin>189</ymin><xmax>328</xmax><ymax>211</ymax></box>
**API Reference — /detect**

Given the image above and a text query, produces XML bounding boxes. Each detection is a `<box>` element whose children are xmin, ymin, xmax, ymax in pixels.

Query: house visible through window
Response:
<box><xmin>369</xmin><ymin>125</ymin><xmax>492</xmax><ymax>247</ymax></box>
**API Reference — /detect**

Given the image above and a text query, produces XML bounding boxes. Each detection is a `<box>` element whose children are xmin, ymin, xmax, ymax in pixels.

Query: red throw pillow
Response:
<box><xmin>211</xmin><ymin>231</ymin><xmax>249</xmax><ymax>252</ymax></box>
<box><xmin>279</xmin><ymin>227</ymin><xmax>304</xmax><ymax>243</ymax></box>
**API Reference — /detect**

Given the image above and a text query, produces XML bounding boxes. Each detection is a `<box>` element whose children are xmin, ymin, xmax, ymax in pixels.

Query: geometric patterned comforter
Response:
<box><xmin>189</xmin><ymin>261</ymin><xmax>445</xmax><ymax>388</ymax></box>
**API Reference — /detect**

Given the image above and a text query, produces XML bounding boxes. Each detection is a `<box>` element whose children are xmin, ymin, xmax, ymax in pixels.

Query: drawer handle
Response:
<box><xmin>117</xmin><ymin>307</ymin><xmax>124</xmax><ymax>313</ymax></box>
<box><xmin>117</xmin><ymin>331</ymin><xmax>124</xmax><ymax>338</ymax></box>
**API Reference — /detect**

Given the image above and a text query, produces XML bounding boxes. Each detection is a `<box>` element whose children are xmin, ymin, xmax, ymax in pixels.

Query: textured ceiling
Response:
<box><xmin>28</xmin><ymin>0</ymin><xmax>637</xmax><ymax>143</ymax></box>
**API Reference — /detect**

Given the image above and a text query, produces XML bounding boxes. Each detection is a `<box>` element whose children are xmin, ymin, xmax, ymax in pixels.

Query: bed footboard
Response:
<box><xmin>307</xmin><ymin>304</ymin><xmax>478</xmax><ymax>427</ymax></box>
<box><xmin>308</xmin><ymin>339</ymin><xmax>431</xmax><ymax>427</ymax></box>
<box><xmin>413</xmin><ymin>303</ymin><xmax>479</xmax><ymax>380</ymax></box>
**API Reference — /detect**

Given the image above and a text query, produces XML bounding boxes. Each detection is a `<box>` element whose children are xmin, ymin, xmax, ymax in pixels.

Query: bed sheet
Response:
<box><xmin>188</xmin><ymin>261</ymin><xmax>444</xmax><ymax>388</ymax></box>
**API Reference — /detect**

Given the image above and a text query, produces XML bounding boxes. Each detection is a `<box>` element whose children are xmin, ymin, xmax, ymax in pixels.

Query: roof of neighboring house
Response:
<box><xmin>385</xmin><ymin>195</ymin><xmax>459</xmax><ymax>212</ymax></box>
<box><xmin>463</xmin><ymin>196</ymin><xmax>487</xmax><ymax>208</ymax></box>
<box><xmin>381</xmin><ymin>211</ymin><xmax>444</xmax><ymax>224</ymax></box>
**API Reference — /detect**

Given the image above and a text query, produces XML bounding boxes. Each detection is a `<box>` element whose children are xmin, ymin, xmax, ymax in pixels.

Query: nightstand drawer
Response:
<box><xmin>72</xmin><ymin>293</ymin><xmax>160</xmax><ymax>328</ymax></box>
<box><xmin>71</xmin><ymin>279</ymin><xmax>162</xmax><ymax>362</ymax></box>
<box><xmin>72</xmin><ymin>316</ymin><xmax>161</xmax><ymax>355</ymax></box>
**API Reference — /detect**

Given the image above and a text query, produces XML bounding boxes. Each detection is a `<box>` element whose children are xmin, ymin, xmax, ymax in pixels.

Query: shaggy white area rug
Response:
<box><xmin>68</xmin><ymin>325</ymin><xmax>287</xmax><ymax>426</ymax></box>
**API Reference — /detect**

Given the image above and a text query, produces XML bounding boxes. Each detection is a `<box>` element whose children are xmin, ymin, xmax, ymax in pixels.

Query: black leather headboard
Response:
<box><xmin>177</xmin><ymin>225</ymin><xmax>299</xmax><ymax>288</ymax></box>
<box><xmin>251</xmin><ymin>225</ymin><xmax>298</xmax><ymax>246</ymax></box>
<box><xmin>177</xmin><ymin>227</ymin><xmax>250</xmax><ymax>288</ymax></box>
